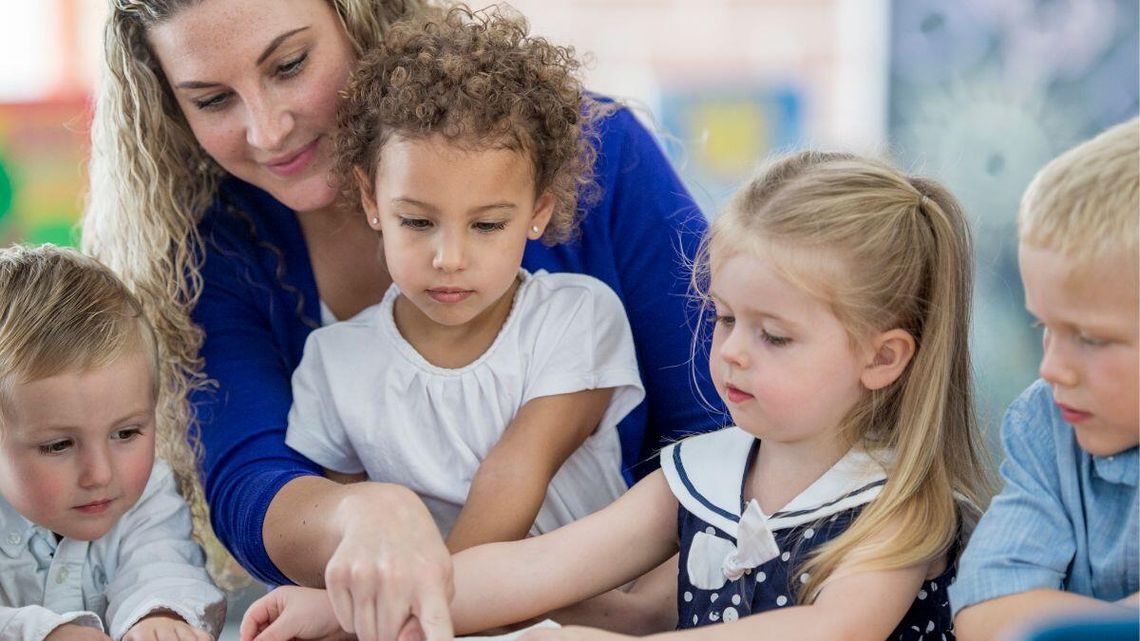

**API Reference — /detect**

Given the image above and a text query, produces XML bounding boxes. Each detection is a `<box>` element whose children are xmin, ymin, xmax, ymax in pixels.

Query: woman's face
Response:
<box><xmin>148</xmin><ymin>0</ymin><xmax>356</xmax><ymax>213</ymax></box>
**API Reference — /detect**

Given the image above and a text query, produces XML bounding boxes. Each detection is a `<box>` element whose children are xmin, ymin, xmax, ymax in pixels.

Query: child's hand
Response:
<box><xmin>124</xmin><ymin>612</ymin><xmax>212</xmax><ymax>641</ymax></box>
<box><xmin>519</xmin><ymin>627</ymin><xmax>633</xmax><ymax>641</ymax></box>
<box><xmin>44</xmin><ymin>624</ymin><xmax>112</xmax><ymax>641</ymax></box>
<box><xmin>240</xmin><ymin>586</ymin><xmax>343</xmax><ymax>641</ymax></box>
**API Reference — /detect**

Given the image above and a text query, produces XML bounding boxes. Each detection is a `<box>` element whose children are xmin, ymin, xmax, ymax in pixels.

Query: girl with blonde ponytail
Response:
<box><xmin>248</xmin><ymin>149</ymin><xmax>992</xmax><ymax>639</ymax></box>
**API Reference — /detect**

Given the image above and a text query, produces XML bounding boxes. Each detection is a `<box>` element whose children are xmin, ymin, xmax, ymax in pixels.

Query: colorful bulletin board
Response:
<box><xmin>659</xmin><ymin>88</ymin><xmax>803</xmax><ymax>219</ymax></box>
<box><xmin>0</xmin><ymin>99</ymin><xmax>91</xmax><ymax>247</ymax></box>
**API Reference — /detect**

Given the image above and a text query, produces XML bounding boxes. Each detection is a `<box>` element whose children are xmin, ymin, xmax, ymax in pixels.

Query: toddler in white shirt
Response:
<box><xmin>0</xmin><ymin>245</ymin><xmax>224</xmax><ymax>641</ymax></box>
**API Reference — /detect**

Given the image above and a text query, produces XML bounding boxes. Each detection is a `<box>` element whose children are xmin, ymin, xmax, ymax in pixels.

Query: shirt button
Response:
<box><xmin>6</xmin><ymin>532</ymin><xmax>19</xmax><ymax>545</ymax></box>
<box><xmin>56</xmin><ymin>568</ymin><xmax>69</xmax><ymax>583</ymax></box>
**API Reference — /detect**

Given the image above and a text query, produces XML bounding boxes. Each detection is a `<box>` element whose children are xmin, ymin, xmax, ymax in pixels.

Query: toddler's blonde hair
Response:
<box><xmin>1019</xmin><ymin>117</ymin><xmax>1139</xmax><ymax>264</ymax></box>
<box><xmin>0</xmin><ymin>244</ymin><xmax>158</xmax><ymax>421</ymax></box>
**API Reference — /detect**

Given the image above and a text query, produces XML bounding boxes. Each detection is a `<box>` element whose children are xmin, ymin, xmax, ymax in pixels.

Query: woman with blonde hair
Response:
<box><xmin>83</xmin><ymin>0</ymin><xmax>722</xmax><ymax>638</ymax></box>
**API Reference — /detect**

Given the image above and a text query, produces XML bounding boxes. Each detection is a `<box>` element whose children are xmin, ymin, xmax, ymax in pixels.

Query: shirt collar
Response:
<box><xmin>1091</xmin><ymin>446</ymin><xmax>1139</xmax><ymax>487</ymax></box>
<box><xmin>661</xmin><ymin>426</ymin><xmax>890</xmax><ymax>537</ymax></box>
<box><xmin>0</xmin><ymin>497</ymin><xmax>41</xmax><ymax>558</ymax></box>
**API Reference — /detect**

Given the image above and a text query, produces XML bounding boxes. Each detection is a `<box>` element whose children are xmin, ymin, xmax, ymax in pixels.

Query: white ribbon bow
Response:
<box><xmin>721</xmin><ymin>499</ymin><xmax>781</xmax><ymax>581</ymax></box>
<box><xmin>685</xmin><ymin>499</ymin><xmax>782</xmax><ymax>591</ymax></box>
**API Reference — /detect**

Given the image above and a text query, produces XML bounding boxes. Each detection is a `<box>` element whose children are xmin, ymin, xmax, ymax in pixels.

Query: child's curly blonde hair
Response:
<box><xmin>335</xmin><ymin>3</ymin><xmax>607</xmax><ymax>244</ymax></box>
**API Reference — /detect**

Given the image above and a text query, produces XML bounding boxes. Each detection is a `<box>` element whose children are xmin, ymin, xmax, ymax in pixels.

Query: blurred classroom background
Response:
<box><xmin>0</xmin><ymin>0</ymin><xmax>1136</xmax><ymax>463</ymax></box>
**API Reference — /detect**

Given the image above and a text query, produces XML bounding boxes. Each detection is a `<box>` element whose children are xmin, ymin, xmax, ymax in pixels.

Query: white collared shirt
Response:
<box><xmin>0</xmin><ymin>461</ymin><xmax>225</xmax><ymax>641</ymax></box>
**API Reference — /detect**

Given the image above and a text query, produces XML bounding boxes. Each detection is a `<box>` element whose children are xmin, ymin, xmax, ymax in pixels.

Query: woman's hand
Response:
<box><xmin>241</xmin><ymin>586</ymin><xmax>342</xmax><ymax>641</ymax></box>
<box><xmin>324</xmin><ymin>483</ymin><xmax>454</xmax><ymax>641</ymax></box>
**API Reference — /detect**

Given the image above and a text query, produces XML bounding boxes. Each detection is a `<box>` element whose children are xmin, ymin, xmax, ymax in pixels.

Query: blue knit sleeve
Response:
<box><xmin>190</xmin><ymin>202</ymin><xmax>320</xmax><ymax>586</ymax></box>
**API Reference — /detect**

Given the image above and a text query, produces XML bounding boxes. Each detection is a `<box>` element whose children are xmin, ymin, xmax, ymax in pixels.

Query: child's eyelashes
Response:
<box><xmin>399</xmin><ymin>217</ymin><xmax>432</xmax><ymax>230</ymax></box>
<box><xmin>760</xmin><ymin>329</ymin><xmax>791</xmax><ymax>346</ymax></box>
<box><xmin>1076</xmin><ymin>333</ymin><xmax>1108</xmax><ymax>347</ymax></box>
<box><xmin>1032</xmin><ymin>321</ymin><xmax>1108</xmax><ymax>347</ymax></box>
<box><xmin>112</xmin><ymin>427</ymin><xmax>144</xmax><ymax>441</ymax></box>
<box><xmin>398</xmin><ymin>218</ymin><xmax>509</xmax><ymax>233</ymax></box>
<box><xmin>38</xmin><ymin>440</ymin><xmax>73</xmax><ymax>456</ymax></box>
<box><xmin>709</xmin><ymin>314</ymin><xmax>790</xmax><ymax>346</ymax></box>
<box><xmin>711</xmin><ymin>314</ymin><xmax>734</xmax><ymax>328</ymax></box>
<box><xmin>472</xmin><ymin>221</ymin><xmax>508</xmax><ymax>233</ymax></box>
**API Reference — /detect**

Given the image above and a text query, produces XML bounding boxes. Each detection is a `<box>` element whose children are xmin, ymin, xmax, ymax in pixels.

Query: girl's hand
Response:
<box><xmin>44</xmin><ymin>624</ymin><xmax>111</xmax><ymax>641</ymax></box>
<box><xmin>519</xmin><ymin>626</ymin><xmax>634</xmax><ymax>641</ymax></box>
<box><xmin>325</xmin><ymin>484</ymin><xmax>454</xmax><ymax>641</ymax></box>
<box><xmin>124</xmin><ymin>612</ymin><xmax>212</xmax><ymax>641</ymax></box>
<box><xmin>240</xmin><ymin>586</ymin><xmax>342</xmax><ymax>641</ymax></box>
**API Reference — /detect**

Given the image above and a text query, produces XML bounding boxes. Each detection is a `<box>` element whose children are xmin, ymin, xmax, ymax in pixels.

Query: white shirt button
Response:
<box><xmin>6</xmin><ymin>532</ymin><xmax>20</xmax><ymax>545</ymax></box>
<box><xmin>56</xmin><ymin>568</ymin><xmax>69</xmax><ymax>583</ymax></box>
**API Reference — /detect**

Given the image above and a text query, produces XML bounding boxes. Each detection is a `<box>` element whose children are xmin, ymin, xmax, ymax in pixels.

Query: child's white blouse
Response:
<box><xmin>287</xmin><ymin>269</ymin><xmax>645</xmax><ymax>535</ymax></box>
<box><xmin>0</xmin><ymin>461</ymin><xmax>225</xmax><ymax>641</ymax></box>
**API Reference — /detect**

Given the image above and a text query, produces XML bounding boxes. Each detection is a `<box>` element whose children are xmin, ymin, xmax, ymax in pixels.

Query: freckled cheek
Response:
<box><xmin>305</xmin><ymin>71</ymin><xmax>352</xmax><ymax>130</ymax></box>
<box><xmin>187</xmin><ymin>119</ymin><xmax>247</xmax><ymax>166</ymax></box>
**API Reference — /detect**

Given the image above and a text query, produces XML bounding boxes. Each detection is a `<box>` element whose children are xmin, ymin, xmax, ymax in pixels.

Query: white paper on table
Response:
<box><xmin>458</xmin><ymin>619</ymin><xmax>560</xmax><ymax>639</ymax></box>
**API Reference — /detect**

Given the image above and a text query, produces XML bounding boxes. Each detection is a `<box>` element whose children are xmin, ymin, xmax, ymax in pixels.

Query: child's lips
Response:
<box><xmin>1057</xmin><ymin>402</ymin><xmax>1092</xmax><ymax>424</ymax></box>
<box><xmin>74</xmin><ymin>498</ymin><xmax>114</xmax><ymax>515</ymax></box>
<box><xmin>427</xmin><ymin>288</ymin><xmax>473</xmax><ymax>304</ymax></box>
<box><xmin>725</xmin><ymin>384</ymin><xmax>754</xmax><ymax>404</ymax></box>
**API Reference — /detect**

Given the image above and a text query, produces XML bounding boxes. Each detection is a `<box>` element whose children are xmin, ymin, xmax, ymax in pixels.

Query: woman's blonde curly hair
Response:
<box><xmin>82</xmin><ymin>0</ymin><xmax>423</xmax><ymax>585</ymax></box>
<box><xmin>336</xmin><ymin>4</ymin><xmax>607</xmax><ymax>244</ymax></box>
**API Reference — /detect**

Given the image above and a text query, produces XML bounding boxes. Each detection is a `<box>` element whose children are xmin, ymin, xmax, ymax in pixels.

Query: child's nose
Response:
<box><xmin>432</xmin><ymin>232</ymin><xmax>466</xmax><ymax>272</ymax></box>
<box><xmin>1039</xmin><ymin>330</ymin><xmax>1078</xmax><ymax>388</ymax></box>
<box><xmin>78</xmin><ymin>446</ymin><xmax>114</xmax><ymax>488</ymax></box>
<box><xmin>718</xmin><ymin>330</ymin><xmax>750</xmax><ymax>369</ymax></box>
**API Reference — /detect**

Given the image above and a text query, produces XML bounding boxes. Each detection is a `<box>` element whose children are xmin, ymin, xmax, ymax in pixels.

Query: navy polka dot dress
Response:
<box><xmin>661</xmin><ymin>427</ymin><xmax>956</xmax><ymax>639</ymax></box>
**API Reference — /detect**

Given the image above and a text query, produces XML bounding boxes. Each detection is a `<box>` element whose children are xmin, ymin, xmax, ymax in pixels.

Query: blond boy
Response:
<box><xmin>951</xmin><ymin>118</ymin><xmax>1140</xmax><ymax>640</ymax></box>
<box><xmin>0</xmin><ymin>246</ymin><xmax>224</xmax><ymax>641</ymax></box>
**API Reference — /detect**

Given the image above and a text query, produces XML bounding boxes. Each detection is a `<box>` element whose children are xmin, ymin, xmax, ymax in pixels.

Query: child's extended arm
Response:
<box><xmin>446</xmin><ymin>387</ymin><xmax>613</xmax><ymax>552</ymax></box>
<box><xmin>450</xmin><ymin>470</ymin><xmax>679</xmax><ymax>634</ymax></box>
<box><xmin>104</xmin><ymin>463</ymin><xmax>225</xmax><ymax>641</ymax></box>
<box><xmin>122</xmin><ymin>611</ymin><xmax>212</xmax><ymax>641</ymax></box>
<box><xmin>954</xmin><ymin>591</ymin><xmax>1136</xmax><ymax>641</ymax></box>
<box><xmin>520</xmin><ymin>524</ymin><xmax>938</xmax><ymax>641</ymax></box>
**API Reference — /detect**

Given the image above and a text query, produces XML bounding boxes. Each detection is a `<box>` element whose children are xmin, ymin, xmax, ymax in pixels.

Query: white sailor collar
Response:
<box><xmin>661</xmin><ymin>426</ymin><xmax>890</xmax><ymax>539</ymax></box>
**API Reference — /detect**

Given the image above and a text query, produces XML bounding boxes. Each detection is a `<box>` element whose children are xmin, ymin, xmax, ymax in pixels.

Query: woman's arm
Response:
<box><xmin>447</xmin><ymin>388</ymin><xmax>614</xmax><ymax>552</ymax></box>
<box><xmin>451</xmin><ymin>471</ymin><xmax>680</xmax><ymax>634</ymax></box>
